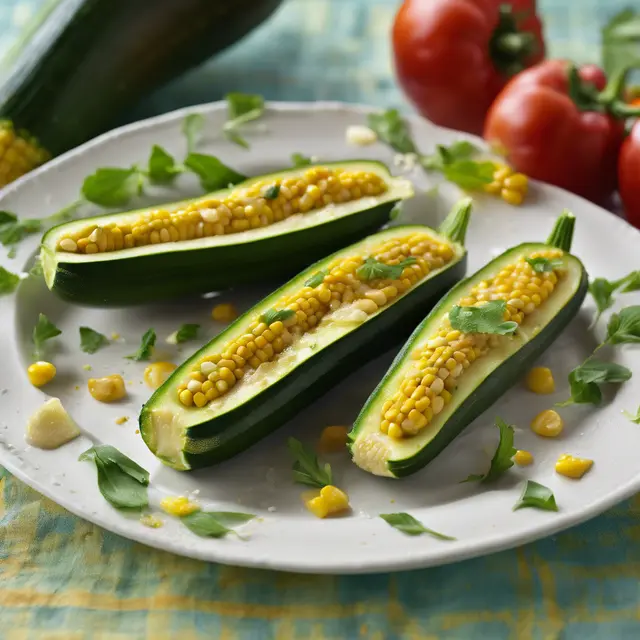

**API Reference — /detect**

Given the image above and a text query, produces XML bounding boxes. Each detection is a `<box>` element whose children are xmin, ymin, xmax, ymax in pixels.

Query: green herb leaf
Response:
<box><xmin>367</xmin><ymin>109</ymin><xmax>417</xmax><ymax>154</ymax></box>
<box><xmin>619</xmin><ymin>271</ymin><xmax>640</xmax><ymax>293</ymax></box>
<box><xmin>449</xmin><ymin>300</ymin><xmax>517</xmax><ymax>335</ymax></box>
<box><xmin>379</xmin><ymin>513</ymin><xmax>455</xmax><ymax>540</ymax></box>
<box><xmin>441</xmin><ymin>160</ymin><xmax>495</xmax><ymax>189</ymax></box>
<box><xmin>147</xmin><ymin>145</ymin><xmax>180</xmax><ymax>184</ymax></box>
<box><xmin>29</xmin><ymin>259</ymin><xmax>43</xmax><ymax>278</ymax></box>
<box><xmin>0</xmin><ymin>266</ymin><xmax>20</xmax><ymax>294</ymax></box>
<box><xmin>462</xmin><ymin>418</ymin><xmax>516</xmax><ymax>483</ymax></box>
<box><xmin>356</xmin><ymin>257</ymin><xmax>416</xmax><ymax>281</ymax></box>
<box><xmin>389</xmin><ymin>202</ymin><xmax>403</xmax><ymax>221</ymax></box>
<box><xmin>0</xmin><ymin>211</ymin><xmax>17</xmax><ymax>225</ymax></box>
<box><xmin>291</xmin><ymin>152</ymin><xmax>313</xmax><ymax>167</ymax></box>
<box><xmin>264</xmin><ymin>184</ymin><xmax>280</xmax><ymax>199</ymax></box>
<box><xmin>513</xmin><ymin>480</ymin><xmax>558</xmax><ymax>512</ymax></box>
<box><xmin>525</xmin><ymin>257</ymin><xmax>565</xmax><ymax>273</ymax></box>
<box><xmin>589</xmin><ymin>272</ymin><xmax>640</xmax><ymax>324</ymax></box>
<box><xmin>81</xmin><ymin>167</ymin><xmax>142</xmax><ymax>207</ymax></box>
<box><xmin>79</xmin><ymin>444</ymin><xmax>149</xmax><ymax>510</ymax></box>
<box><xmin>7</xmin><ymin>246</ymin><xmax>16</xmax><ymax>259</ymax></box>
<box><xmin>260</xmin><ymin>308</ymin><xmax>295</xmax><ymax>325</ymax></box>
<box><xmin>560</xmin><ymin>358</ymin><xmax>632</xmax><ymax>406</ymax></box>
<box><xmin>182</xmin><ymin>113</ymin><xmax>205</xmax><ymax>154</ymax></box>
<box><xmin>304</xmin><ymin>270</ymin><xmax>328</xmax><ymax>288</ymax></box>
<box><xmin>125</xmin><ymin>328</ymin><xmax>156</xmax><ymax>361</ymax></box>
<box><xmin>175</xmin><ymin>323</ymin><xmax>200</xmax><ymax>343</ymax></box>
<box><xmin>79</xmin><ymin>326</ymin><xmax>109</xmax><ymax>354</ymax></box>
<box><xmin>623</xmin><ymin>406</ymin><xmax>640</xmax><ymax>424</ymax></box>
<box><xmin>183</xmin><ymin>153</ymin><xmax>246</xmax><ymax>192</ymax></box>
<box><xmin>223</xmin><ymin>93</ymin><xmax>265</xmax><ymax>149</ymax></box>
<box><xmin>421</xmin><ymin>141</ymin><xmax>479</xmax><ymax>171</ymax></box>
<box><xmin>0</xmin><ymin>217</ymin><xmax>42</xmax><ymax>246</ymax></box>
<box><xmin>602</xmin><ymin>9</ymin><xmax>640</xmax><ymax>79</ymax></box>
<box><xmin>32</xmin><ymin>313</ymin><xmax>61</xmax><ymax>357</ymax></box>
<box><xmin>605</xmin><ymin>306</ymin><xmax>640</xmax><ymax>345</ymax></box>
<box><xmin>181</xmin><ymin>510</ymin><xmax>254</xmax><ymax>538</ymax></box>
<box><xmin>288</xmin><ymin>437</ymin><xmax>332</xmax><ymax>489</ymax></box>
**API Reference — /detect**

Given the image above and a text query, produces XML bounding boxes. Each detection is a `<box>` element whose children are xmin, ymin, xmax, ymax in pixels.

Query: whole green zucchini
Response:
<box><xmin>139</xmin><ymin>199</ymin><xmax>472</xmax><ymax>470</ymax></box>
<box><xmin>0</xmin><ymin>0</ymin><xmax>282</xmax><ymax>185</ymax></box>
<box><xmin>349</xmin><ymin>211</ymin><xmax>588</xmax><ymax>478</ymax></box>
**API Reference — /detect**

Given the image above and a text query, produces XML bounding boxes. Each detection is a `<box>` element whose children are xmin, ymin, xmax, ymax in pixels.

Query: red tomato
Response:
<box><xmin>619</xmin><ymin>121</ymin><xmax>640</xmax><ymax>228</ymax></box>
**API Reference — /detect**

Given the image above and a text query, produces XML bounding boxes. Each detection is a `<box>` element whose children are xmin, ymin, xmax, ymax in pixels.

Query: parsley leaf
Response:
<box><xmin>589</xmin><ymin>272</ymin><xmax>640</xmax><ymax>324</ymax></box>
<box><xmin>0</xmin><ymin>266</ymin><xmax>20</xmax><ymax>294</ymax></box>
<box><xmin>623</xmin><ymin>406</ymin><xmax>640</xmax><ymax>424</ymax></box>
<box><xmin>619</xmin><ymin>271</ymin><xmax>640</xmax><ymax>293</ymax></box>
<box><xmin>79</xmin><ymin>444</ymin><xmax>149</xmax><ymax>510</ymax></box>
<box><xmin>380</xmin><ymin>513</ymin><xmax>455</xmax><ymax>540</ymax></box>
<box><xmin>604</xmin><ymin>306</ymin><xmax>640</xmax><ymax>345</ymax></box>
<box><xmin>288</xmin><ymin>437</ymin><xmax>332</xmax><ymax>489</ymax></box>
<box><xmin>462</xmin><ymin>418</ymin><xmax>516</xmax><ymax>483</ymax></box>
<box><xmin>0</xmin><ymin>216</ymin><xmax>42</xmax><ymax>246</ymax></box>
<box><xmin>261</xmin><ymin>308</ymin><xmax>295</xmax><ymax>325</ymax></box>
<box><xmin>81</xmin><ymin>167</ymin><xmax>141</xmax><ymax>207</ymax></box>
<box><xmin>526</xmin><ymin>257</ymin><xmax>565</xmax><ymax>273</ymax></box>
<box><xmin>147</xmin><ymin>145</ymin><xmax>180</xmax><ymax>184</ymax></box>
<box><xmin>421</xmin><ymin>141</ymin><xmax>479</xmax><ymax>171</ymax></box>
<box><xmin>174</xmin><ymin>323</ymin><xmax>200</xmax><ymax>343</ymax></box>
<box><xmin>441</xmin><ymin>160</ymin><xmax>495</xmax><ymax>189</ymax></box>
<box><xmin>264</xmin><ymin>184</ymin><xmax>280</xmax><ymax>199</ymax></box>
<box><xmin>182</xmin><ymin>113</ymin><xmax>205</xmax><ymax>154</ymax></box>
<box><xmin>304</xmin><ymin>270</ymin><xmax>328</xmax><ymax>288</ymax></box>
<box><xmin>367</xmin><ymin>109</ymin><xmax>417</xmax><ymax>154</ymax></box>
<box><xmin>181</xmin><ymin>511</ymin><xmax>254</xmax><ymax>538</ymax></box>
<box><xmin>183</xmin><ymin>153</ymin><xmax>246</xmax><ymax>192</ymax></box>
<box><xmin>513</xmin><ymin>480</ymin><xmax>558</xmax><ymax>512</ymax></box>
<box><xmin>33</xmin><ymin>313</ymin><xmax>61</xmax><ymax>358</ymax></box>
<box><xmin>79</xmin><ymin>326</ymin><xmax>109</xmax><ymax>354</ymax></box>
<box><xmin>559</xmin><ymin>358</ymin><xmax>632</xmax><ymax>406</ymax></box>
<box><xmin>223</xmin><ymin>93</ymin><xmax>265</xmax><ymax>149</ymax></box>
<box><xmin>125</xmin><ymin>328</ymin><xmax>156</xmax><ymax>361</ymax></box>
<box><xmin>356</xmin><ymin>257</ymin><xmax>416</xmax><ymax>281</ymax></box>
<box><xmin>291</xmin><ymin>152</ymin><xmax>313</xmax><ymax>167</ymax></box>
<box><xmin>449</xmin><ymin>300</ymin><xmax>517</xmax><ymax>335</ymax></box>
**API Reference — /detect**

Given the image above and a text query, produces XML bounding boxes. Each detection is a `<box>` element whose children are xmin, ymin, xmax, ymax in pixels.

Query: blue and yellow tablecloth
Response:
<box><xmin>1</xmin><ymin>1</ymin><xmax>639</xmax><ymax>637</ymax></box>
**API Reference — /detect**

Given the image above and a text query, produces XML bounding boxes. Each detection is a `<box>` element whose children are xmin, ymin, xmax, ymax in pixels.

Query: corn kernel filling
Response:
<box><xmin>177</xmin><ymin>232</ymin><xmax>456</xmax><ymax>408</ymax></box>
<box><xmin>56</xmin><ymin>167</ymin><xmax>388</xmax><ymax>254</ymax></box>
<box><xmin>0</xmin><ymin>123</ymin><xmax>50</xmax><ymax>187</ymax></box>
<box><xmin>380</xmin><ymin>250</ymin><xmax>565</xmax><ymax>439</ymax></box>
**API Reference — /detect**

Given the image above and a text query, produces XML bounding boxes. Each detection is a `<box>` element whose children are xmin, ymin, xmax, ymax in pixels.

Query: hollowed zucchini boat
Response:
<box><xmin>140</xmin><ymin>199</ymin><xmax>473</xmax><ymax>470</ymax></box>
<box><xmin>349</xmin><ymin>211</ymin><xmax>588</xmax><ymax>478</ymax></box>
<box><xmin>41</xmin><ymin>161</ymin><xmax>412</xmax><ymax>305</ymax></box>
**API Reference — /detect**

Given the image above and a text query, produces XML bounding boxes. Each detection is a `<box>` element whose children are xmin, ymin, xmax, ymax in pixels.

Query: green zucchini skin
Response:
<box><xmin>0</xmin><ymin>0</ymin><xmax>282</xmax><ymax>155</ymax></box>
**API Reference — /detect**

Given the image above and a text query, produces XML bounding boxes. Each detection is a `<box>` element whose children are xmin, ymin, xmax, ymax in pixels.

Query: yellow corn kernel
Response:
<box><xmin>27</xmin><ymin>361</ymin><xmax>56</xmax><ymax>387</ymax></box>
<box><xmin>160</xmin><ymin>496</ymin><xmax>200</xmax><ymax>517</ymax></box>
<box><xmin>318</xmin><ymin>425</ymin><xmax>349</xmax><ymax>453</ymax></box>
<box><xmin>504</xmin><ymin>173</ymin><xmax>528</xmax><ymax>191</ymax></box>
<box><xmin>321</xmin><ymin>485</ymin><xmax>350</xmax><ymax>514</ymax></box>
<box><xmin>143</xmin><ymin>361</ymin><xmax>177</xmax><ymax>389</ymax></box>
<box><xmin>525</xmin><ymin>366</ymin><xmax>555</xmax><ymax>395</ymax></box>
<box><xmin>513</xmin><ymin>450</ymin><xmax>534</xmax><ymax>466</ymax></box>
<box><xmin>530</xmin><ymin>409</ymin><xmax>564</xmax><ymax>438</ymax></box>
<box><xmin>115</xmin><ymin>416</ymin><xmax>129</xmax><ymax>425</ymax></box>
<box><xmin>305</xmin><ymin>494</ymin><xmax>330</xmax><ymax>518</ymax></box>
<box><xmin>555</xmin><ymin>454</ymin><xmax>593</xmax><ymax>479</ymax></box>
<box><xmin>212</xmin><ymin>302</ymin><xmax>238</xmax><ymax>323</ymax></box>
<box><xmin>87</xmin><ymin>374</ymin><xmax>126</xmax><ymax>403</ymax></box>
<box><xmin>501</xmin><ymin>188</ymin><xmax>524</xmax><ymax>206</ymax></box>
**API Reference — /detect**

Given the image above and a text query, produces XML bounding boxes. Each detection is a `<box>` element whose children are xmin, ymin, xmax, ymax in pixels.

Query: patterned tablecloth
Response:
<box><xmin>1</xmin><ymin>1</ymin><xmax>638</xmax><ymax>638</ymax></box>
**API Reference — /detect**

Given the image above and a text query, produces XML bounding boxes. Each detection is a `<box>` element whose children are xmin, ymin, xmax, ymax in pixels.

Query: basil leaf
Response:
<box><xmin>380</xmin><ymin>513</ymin><xmax>455</xmax><ymax>540</ymax></box>
<box><xmin>125</xmin><ymin>328</ymin><xmax>156</xmax><ymax>361</ymax></box>
<box><xmin>442</xmin><ymin>160</ymin><xmax>495</xmax><ymax>189</ymax></box>
<box><xmin>304</xmin><ymin>270</ymin><xmax>328</xmax><ymax>288</ymax></box>
<box><xmin>79</xmin><ymin>444</ymin><xmax>149</xmax><ymax>485</ymax></box>
<box><xmin>623</xmin><ymin>406</ymin><xmax>640</xmax><ymax>424</ymax></box>
<box><xmin>421</xmin><ymin>141</ymin><xmax>479</xmax><ymax>171</ymax></box>
<box><xmin>0</xmin><ymin>211</ymin><xmax>17</xmax><ymax>225</ymax></box>
<box><xmin>589</xmin><ymin>278</ymin><xmax>617</xmax><ymax>321</ymax></box>
<box><xmin>181</xmin><ymin>510</ymin><xmax>254</xmax><ymax>538</ymax></box>
<box><xmin>147</xmin><ymin>145</ymin><xmax>180</xmax><ymax>184</ymax></box>
<box><xmin>79</xmin><ymin>326</ymin><xmax>109</xmax><ymax>354</ymax></box>
<box><xmin>264</xmin><ymin>184</ymin><xmax>280</xmax><ymax>199</ymax></box>
<box><xmin>356</xmin><ymin>257</ymin><xmax>416</xmax><ymax>281</ymax></box>
<box><xmin>33</xmin><ymin>313</ymin><xmax>61</xmax><ymax>358</ymax></box>
<box><xmin>367</xmin><ymin>109</ymin><xmax>417</xmax><ymax>154</ymax></box>
<box><xmin>81</xmin><ymin>167</ymin><xmax>142</xmax><ymax>207</ymax></box>
<box><xmin>513</xmin><ymin>480</ymin><xmax>558</xmax><ymax>512</ymax></box>
<box><xmin>175</xmin><ymin>323</ymin><xmax>200</xmax><ymax>343</ymax></box>
<box><xmin>288</xmin><ymin>437</ymin><xmax>332</xmax><ymax>489</ymax></box>
<box><xmin>183</xmin><ymin>153</ymin><xmax>246</xmax><ymax>192</ymax></box>
<box><xmin>449</xmin><ymin>300</ymin><xmax>517</xmax><ymax>335</ymax></box>
<box><xmin>182</xmin><ymin>113</ymin><xmax>205</xmax><ymax>154</ymax></box>
<box><xmin>559</xmin><ymin>358</ymin><xmax>632</xmax><ymax>406</ymax></box>
<box><xmin>0</xmin><ymin>266</ymin><xmax>20</xmax><ymax>294</ymax></box>
<box><xmin>462</xmin><ymin>418</ymin><xmax>515</xmax><ymax>483</ymax></box>
<box><xmin>223</xmin><ymin>93</ymin><xmax>265</xmax><ymax>149</ymax></box>
<box><xmin>291</xmin><ymin>152</ymin><xmax>313</xmax><ymax>167</ymax></box>
<box><xmin>525</xmin><ymin>257</ymin><xmax>564</xmax><ymax>273</ymax></box>
<box><xmin>261</xmin><ymin>308</ymin><xmax>295</xmax><ymax>325</ymax></box>
<box><xmin>605</xmin><ymin>306</ymin><xmax>640</xmax><ymax>344</ymax></box>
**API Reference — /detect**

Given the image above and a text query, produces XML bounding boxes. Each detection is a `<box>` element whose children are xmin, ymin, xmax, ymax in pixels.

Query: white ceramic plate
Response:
<box><xmin>1</xmin><ymin>102</ymin><xmax>639</xmax><ymax>574</ymax></box>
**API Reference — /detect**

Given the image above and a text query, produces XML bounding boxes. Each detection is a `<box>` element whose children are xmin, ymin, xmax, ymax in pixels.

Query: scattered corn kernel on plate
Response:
<box><xmin>0</xmin><ymin>101</ymin><xmax>639</xmax><ymax>574</ymax></box>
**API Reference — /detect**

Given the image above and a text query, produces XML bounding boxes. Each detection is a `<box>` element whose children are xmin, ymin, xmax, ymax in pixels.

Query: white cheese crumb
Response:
<box><xmin>268</xmin><ymin>506</ymin><xmax>277</xmax><ymax>513</ymax></box>
<box><xmin>346</xmin><ymin>125</ymin><xmax>378</xmax><ymax>146</ymax></box>
<box><xmin>393</xmin><ymin>152</ymin><xmax>419</xmax><ymax>172</ymax></box>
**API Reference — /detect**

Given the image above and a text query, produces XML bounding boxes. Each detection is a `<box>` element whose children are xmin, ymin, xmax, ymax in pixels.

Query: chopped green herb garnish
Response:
<box><xmin>81</xmin><ymin>166</ymin><xmax>142</xmax><ymax>207</ymax></box>
<box><xmin>7</xmin><ymin>246</ymin><xmax>16</xmax><ymax>259</ymax></box>
<box><xmin>367</xmin><ymin>109</ymin><xmax>417</xmax><ymax>154</ymax></box>
<box><xmin>181</xmin><ymin>511</ymin><xmax>254</xmax><ymax>538</ymax></box>
<box><xmin>223</xmin><ymin>93</ymin><xmax>265</xmax><ymax>149</ymax></box>
<box><xmin>147</xmin><ymin>145</ymin><xmax>180</xmax><ymax>184</ymax></box>
<box><xmin>264</xmin><ymin>184</ymin><xmax>280</xmax><ymax>199</ymax></box>
<box><xmin>421</xmin><ymin>141</ymin><xmax>479</xmax><ymax>171</ymax></box>
<box><xmin>558</xmin><ymin>358</ymin><xmax>632</xmax><ymax>407</ymax></box>
<box><xmin>288</xmin><ymin>437</ymin><xmax>332</xmax><ymax>489</ymax></box>
<box><xmin>449</xmin><ymin>300</ymin><xmax>517</xmax><ymax>335</ymax></box>
<box><xmin>356</xmin><ymin>257</ymin><xmax>416</xmax><ymax>281</ymax></box>
<box><xmin>462</xmin><ymin>418</ymin><xmax>516</xmax><ymax>483</ymax></box>
<box><xmin>304</xmin><ymin>270</ymin><xmax>328</xmax><ymax>288</ymax></box>
<box><xmin>33</xmin><ymin>313</ymin><xmax>61</xmax><ymax>358</ymax></box>
<box><xmin>125</xmin><ymin>328</ymin><xmax>156</xmax><ymax>361</ymax></box>
<box><xmin>380</xmin><ymin>513</ymin><xmax>455</xmax><ymax>540</ymax></box>
<box><xmin>525</xmin><ymin>257</ymin><xmax>565</xmax><ymax>273</ymax></box>
<box><xmin>79</xmin><ymin>327</ymin><xmax>109</xmax><ymax>354</ymax></box>
<box><xmin>623</xmin><ymin>406</ymin><xmax>640</xmax><ymax>424</ymax></box>
<box><xmin>389</xmin><ymin>202</ymin><xmax>403</xmax><ymax>221</ymax></box>
<box><xmin>291</xmin><ymin>152</ymin><xmax>313</xmax><ymax>167</ymax></box>
<box><xmin>261</xmin><ymin>308</ymin><xmax>295</xmax><ymax>325</ymax></box>
<box><xmin>182</xmin><ymin>113</ymin><xmax>205</xmax><ymax>154</ymax></box>
<box><xmin>513</xmin><ymin>480</ymin><xmax>558</xmax><ymax>512</ymax></box>
<box><xmin>183</xmin><ymin>153</ymin><xmax>246</xmax><ymax>192</ymax></box>
<box><xmin>589</xmin><ymin>271</ymin><xmax>640</xmax><ymax>324</ymax></box>
<box><xmin>603</xmin><ymin>306</ymin><xmax>640</xmax><ymax>345</ymax></box>
<box><xmin>0</xmin><ymin>266</ymin><xmax>20</xmax><ymax>294</ymax></box>
<box><xmin>174</xmin><ymin>323</ymin><xmax>200</xmax><ymax>343</ymax></box>
<box><xmin>441</xmin><ymin>160</ymin><xmax>495</xmax><ymax>189</ymax></box>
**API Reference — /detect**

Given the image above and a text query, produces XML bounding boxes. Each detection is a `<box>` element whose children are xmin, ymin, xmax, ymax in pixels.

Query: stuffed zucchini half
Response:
<box><xmin>349</xmin><ymin>211</ymin><xmax>588</xmax><ymax>478</ymax></box>
<box><xmin>140</xmin><ymin>199</ymin><xmax>473</xmax><ymax>470</ymax></box>
<box><xmin>41</xmin><ymin>162</ymin><xmax>413</xmax><ymax>305</ymax></box>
